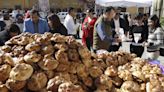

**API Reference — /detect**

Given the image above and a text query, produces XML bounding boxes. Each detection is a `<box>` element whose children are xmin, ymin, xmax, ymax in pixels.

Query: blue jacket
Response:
<box><xmin>23</xmin><ymin>18</ymin><xmax>49</xmax><ymax>34</ymax></box>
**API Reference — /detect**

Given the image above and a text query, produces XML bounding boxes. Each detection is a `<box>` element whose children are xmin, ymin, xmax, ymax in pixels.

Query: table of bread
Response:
<box><xmin>0</xmin><ymin>32</ymin><xmax>163</xmax><ymax>92</ymax></box>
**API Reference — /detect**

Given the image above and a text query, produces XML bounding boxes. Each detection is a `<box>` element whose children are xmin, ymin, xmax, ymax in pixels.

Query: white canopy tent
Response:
<box><xmin>95</xmin><ymin>0</ymin><xmax>152</xmax><ymax>7</ymax></box>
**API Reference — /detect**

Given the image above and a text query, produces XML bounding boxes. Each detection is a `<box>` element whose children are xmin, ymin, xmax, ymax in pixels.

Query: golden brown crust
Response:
<box><xmin>95</xmin><ymin>75</ymin><xmax>113</xmax><ymax>90</ymax></box>
<box><xmin>9</xmin><ymin>63</ymin><xmax>33</xmax><ymax>81</ymax></box>
<box><xmin>38</xmin><ymin>54</ymin><xmax>59</xmax><ymax>71</ymax></box>
<box><xmin>78</xmin><ymin>46</ymin><xmax>91</xmax><ymax>59</ymax></box>
<box><xmin>44</xmin><ymin>70</ymin><xmax>55</xmax><ymax>79</ymax></box>
<box><xmin>58</xmin><ymin>82</ymin><xmax>84</xmax><ymax>92</ymax></box>
<box><xmin>68</xmin><ymin>49</ymin><xmax>79</xmax><ymax>61</ymax></box>
<box><xmin>47</xmin><ymin>76</ymin><xmax>67</xmax><ymax>92</ymax></box>
<box><xmin>0</xmin><ymin>45</ymin><xmax>11</xmax><ymax>53</ymax></box>
<box><xmin>25</xmin><ymin>42</ymin><xmax>41</xmax><ymax>52</ymax></box>
<box><xmin>55</xmin><ymin>50</ymin><xmax>69</xmax><ymax>64</ymax></box>
<box><xmin>121</xmin><ymin>81</ymin><xmax>140</xmax><ymax>92</ymax></box>
<box><xmin>54</xmin><ymin>43</ymin><xmax>68</xmax><ymax>51</ymax></box>
<box><xmin>0</xmin><ymin>84</ymin><xmax>9</xmax><ymax>92</ymax></box>
<box><xmin>24</xmin><ymin>51</ymin><xmax>42</xmax><ymax>63</ymax></box>
<box><xmin>0</xmin><ymin>64</ymin><xmax>11</xmax><ymax>82</ymax></box>
<box><xmin>0</xmin><ymin>32</ymin><xmax>163</xmax><ymax>92</ymax></box>
<box><xmin>89</xmin><ymin>66</ymin><xmax>103</xmax><ymax>78</ymax></box>
<box><xmin>41</xmin><ymin>44</ymin><xmax>54</xmax><ymax>55</ymax></box>
<box><xmin>3</xmin><ymin>53</ymin><xmax>14</xmax><ymax>66</ymax></box>
<box><xmin>51</xmin><ymin>34</ymin><xmax>66</xmax><ymax>43</ymax></box>
<box><xmin>77</xmin><ymin>64</ymin><xmax>89</xmax><ymax>78</ymax></box>
<box><xmin>118</xmin><ymin>70</ymin><xmax>133</xmax><ymax>81</ymax></box>
<box><xmin>6</xmin><ymin>79</ymin><xmax>26</xmax><ymax>91</ymax></box>
<box><xmin>27</xmin><ymin>72</ymin><xmax>48</xmax><ymax>91</ymax></box>
<box><xmin>112</xmin><ymin>77</ymin><xmax>123</xmax><ymax>87</ymax></box>
<box><xmin>104</xmin><ymin>66</ymin><xmax>118</xmax><ymax>77</ymax></box>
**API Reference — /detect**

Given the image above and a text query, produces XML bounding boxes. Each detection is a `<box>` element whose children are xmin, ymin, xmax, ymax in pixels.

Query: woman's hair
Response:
<box><xmin>150</xmin><ymin>14</ymin><xmax>161</xmax><ymax>28</ymax></box>
<box><xmin>48</xmin><ymin>14</ymin><xmax>61</xmax><ymax>28</ymax></box>
<box><xmin>6</xmin><ymin>23</ymin><xmax>21</xmax><ymax>34</ymax></box>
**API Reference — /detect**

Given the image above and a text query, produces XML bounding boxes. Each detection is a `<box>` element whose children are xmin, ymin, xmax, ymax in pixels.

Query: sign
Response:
<box><xmin>38</xmin><ymin>0</ymin><xmax>50</xmax><ymax>12</ymax></box>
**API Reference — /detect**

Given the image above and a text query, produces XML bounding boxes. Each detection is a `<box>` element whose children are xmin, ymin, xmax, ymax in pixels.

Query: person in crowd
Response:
<box><xmin>25</xmin><ymin>10</ymin><xmax>31</xmax><ymax>19</ymax></box>
<box><xmin>93</xmin><ymin>7</ymin><xmax>121</xmax><ymax>52</ymax></box>
<box><xmin>0</xmin><ymin>23</ymin><xmax>21</xmax><ymax>46</ymax></box>
<box><xmin>110</xmin><ymin>12</ymin><xmax>128</xmax><ymax>51</ymax></box>
<box><xmin>130</xmin><ymin>14</ymin><xmax>149</xmax><ymax>57</ymax></box>
<box><xmin>12</xmin><ymin>8</ymin><xmax>23</xmax><ymax>21</ymax></box>
<box><xmin>64</xmin><ymin>7</ymin><xmax>77</xmax><ymax>38</ymax></box>
<box><xmin>23</xmin><ymin>9</ymin><xmax>49</xmax><ymax>34</ymax></box>
<box><xmin>143</xmin><ymin>13</ymin><xmax>149</xmax><ymax>36</ymax></box>
<box><xmin>16</xmin><ymin>15</ymin><xmax>24</xmax><ymax>32</ymax></box>
<box><xmin>145</xmin><ymin>15</ymin><xmax>164</xmax><ymax>60</ymax></box>
<box><xmin>123</xmin><ymin>14</ymin><xmax>130</xmax><ymax>36</ymax></box>
<box><xmin>47</xmin><ymin>14</ymin><xmax>68</xmax><ymax>35</ymax></box>
<box><xmin>15</xmin><ymin>10</ymin><xmax>23</xmax><ymax>20</ymax></box>
<box><xmin>75</xmin><ymin>14</ymin><xmax>81</xmax><ymax>39</ymax></box>
<box><xmin>81</xmin><ymin>13</ymin><xmax>86</xmax><ymax>23</ymax></box>
<box><xmin>3</xmin><ymin>13</ymin><xmax>13</xmax><ymax>27</ymax></box>
<box><xmin>128</xmin><ymin>14</ymin><xmax>133</xmax><ymax>31</ymax></box>
<box><xmin>143</xmin><ymin>14</ymin><xmax>149</xmax><ymax>26</ymax></box>
<box><xmin>0</xmin><ymin>20</ymin><xmax>6</xmax><ymax>31</ymax></box>
<box><xmin>82</xmin><ymin>9</ymin><xmax>97</xmax><ymax>50</ymax></box>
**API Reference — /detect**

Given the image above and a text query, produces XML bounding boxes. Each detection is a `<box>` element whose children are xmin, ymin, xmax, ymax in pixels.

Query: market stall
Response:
<box><xmin>95</xmin><ymin>0</ymin><xmax>152</xmax><ymax>7</ymax></box>
<box><xmin>0</xmin><ymin>32</ymin><xmax>163</xmax><ymax>92</ymax></box>
<box><xmin>95</xmin><ymin>0</ymin><xmax>152</xmax><ymax>17</ymax></box>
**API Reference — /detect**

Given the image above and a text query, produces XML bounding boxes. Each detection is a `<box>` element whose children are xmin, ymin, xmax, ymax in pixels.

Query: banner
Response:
<box><xmin>38</xmin><ymin>0</ymin><xmax>50</xmax><ymax>12</ymax></box>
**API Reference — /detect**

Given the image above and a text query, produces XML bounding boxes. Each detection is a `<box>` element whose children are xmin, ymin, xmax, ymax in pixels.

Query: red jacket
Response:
<box><xmin>82</xmin><ymin>17</ymin><xmax>97</xmax><ymax>46</ymax></box>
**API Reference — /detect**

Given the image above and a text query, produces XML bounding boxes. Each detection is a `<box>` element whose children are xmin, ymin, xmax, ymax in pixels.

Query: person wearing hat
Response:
<box><xmin>82</xmin><ymin>8</ymin><xmax>97</xmax><ymax>50</ymax></box>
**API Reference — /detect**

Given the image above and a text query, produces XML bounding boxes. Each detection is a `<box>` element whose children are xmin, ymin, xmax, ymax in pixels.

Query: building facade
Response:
<box><xmin>151</xmin><ymin>0</ymin><xmax>164</xmax><ymax>28</ymax></box>
<box><xmin>151</xmin><ymin>0</ymin><xmax>164</xmax><ymax>18</ymax></box>
<box><xmin>0</xmin><ymin>0</ymin><xmax>89</xmax><ymax>9</ymax></box>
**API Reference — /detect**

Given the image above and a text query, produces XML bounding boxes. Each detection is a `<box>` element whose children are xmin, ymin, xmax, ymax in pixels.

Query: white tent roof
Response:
<box><xmin>95</xmin><ymin>0</ymin><xmax>152</xmax><ymax>7</ymax></box>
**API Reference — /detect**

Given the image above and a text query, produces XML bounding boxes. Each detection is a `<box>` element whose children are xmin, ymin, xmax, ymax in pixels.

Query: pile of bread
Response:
<box><xmin>0</xmin><ymin>32</ymin><xmax>163</xmax><ymax>92</ymax></box>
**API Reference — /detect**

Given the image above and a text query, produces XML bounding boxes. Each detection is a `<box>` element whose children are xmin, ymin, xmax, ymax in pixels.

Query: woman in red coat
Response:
<box><xmin>82</xmin><ymin>9</ymin><xmax>97</xmax><ymax>50</ymax></box>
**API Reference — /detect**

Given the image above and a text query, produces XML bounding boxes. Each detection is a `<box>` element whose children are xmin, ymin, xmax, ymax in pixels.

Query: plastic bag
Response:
<box><xmin>149</xmin><ymin>60</ymin><xmax>164</xmax><ymax>75</ymax></box>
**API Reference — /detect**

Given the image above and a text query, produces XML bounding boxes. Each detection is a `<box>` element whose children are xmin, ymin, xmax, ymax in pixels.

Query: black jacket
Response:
<box><xmin>130</xmin><ymin>25</ymin><xmax>148</xmax><ymax>43</ymax></box>
<box><xmin>0</xmin><ymin>30</ymin><xmax>10</xmax><ymax>46</ymax></box>
<box><xmin>49</xmin><ymin>24</ymin><xmax>68</xmax><ymax>36</ymax></box>
<box><xmin>111</xmin><ymin>18</ymin><xmax>129</xmax><ymax>33</ymax></box>
<box><xmin>0</xmin><ymin>21</ymin><xmax>6</xmax><ymax>31</ymax></box>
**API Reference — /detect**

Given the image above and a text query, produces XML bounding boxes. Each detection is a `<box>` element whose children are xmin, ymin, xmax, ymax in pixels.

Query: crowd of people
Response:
<box><xmin>0</xmin><ymin>7</ymin><xmax>164</xmax><ymax>61</ymax></box>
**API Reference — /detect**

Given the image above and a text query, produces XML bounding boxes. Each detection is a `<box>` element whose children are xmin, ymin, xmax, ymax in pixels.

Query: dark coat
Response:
<box><xmin>130</xmin><ymin>25</ymin><xmax>148</xmax><ymax>43</ymax></box>
<box><xmin>0</xmin><ymin>21</ymin><xmax>6</xmax><ymax>31</ymax></box>
<box><xmin>0</xmin><ymin>30</ymin><xmax>10</xmax><ymax>46</ymax></box>
<box><xmin>49</xmin><ymin>24</ymin><xmax>68</xmax><ymax>36</ymax></box>
<box><xmin>111</xmin><ymin>18</ymin><xmax>129</xmax><ymax>33</ymax></box>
